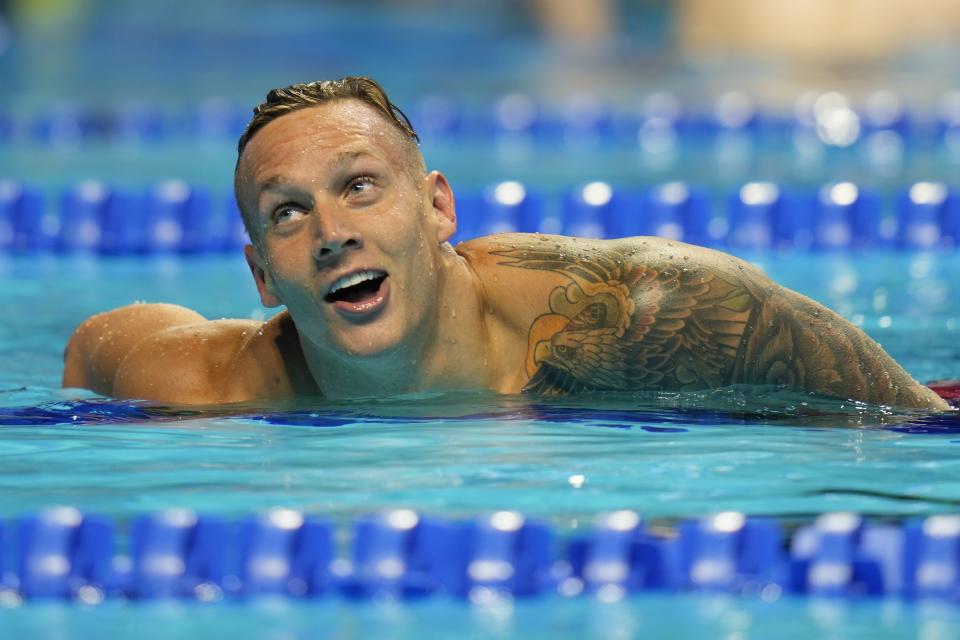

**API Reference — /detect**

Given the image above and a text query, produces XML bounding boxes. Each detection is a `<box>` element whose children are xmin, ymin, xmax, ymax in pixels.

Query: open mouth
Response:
<box><xmin>324</xmin><ymin>269</ymin><xmax>388</xmax><ymax>307</ymax></box>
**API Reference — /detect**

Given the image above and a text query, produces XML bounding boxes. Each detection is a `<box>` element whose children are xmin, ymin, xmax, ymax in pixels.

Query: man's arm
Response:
<box><xmin>63</xmin><ymin>303</ymin><xmax>207</xmax><ymax>396</ymax></box>
<box><xmin>65</xmin><ymin>304</ymin><xmax>315</xmax><ymax>404</ymax></box>
<box><xmin>486</xmin><ymin>234</ymin><xmax>948</xmax><ymax>410</ymax></box>
<box><xmin>736</xmin><ymin>277</ymin><xmax>946</xmax><ymax>409</ymax></box>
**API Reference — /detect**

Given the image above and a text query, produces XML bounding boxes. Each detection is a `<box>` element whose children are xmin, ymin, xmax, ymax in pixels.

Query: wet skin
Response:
<box><xmin>234</xmin><ymin>100</ymin><xmax>492</xmax><ymax>396</ymax></box>
<box><xmin>62</xmin><ymin>100</ymin><xmax>949</xmax><ymax>410</ymax></box>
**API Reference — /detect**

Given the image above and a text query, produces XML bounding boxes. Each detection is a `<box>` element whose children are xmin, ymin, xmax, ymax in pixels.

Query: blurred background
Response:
<box><xmin>3</xmin><ymin>0</ymin><xmax>960</xmax><ymax>102</ymax></box>
<box><xmin>0</xmin><ymin>0</ymin><xmax>959</xmax><ymax>250</ymax></box>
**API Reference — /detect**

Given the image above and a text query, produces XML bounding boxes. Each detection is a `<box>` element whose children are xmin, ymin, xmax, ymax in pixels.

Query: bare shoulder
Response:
<box><xmin>457</xmin><ymin>233</ymin><xmax>756</xmax><ymax>278</ymax></box>
<box><xmin>112</xmin><ymin>316</ymin><xmax>258</xmax><ymax>404</ymax></box>
<box><xmin>455</xmin><ymin>234</ymin><xmax>609</xmax><ymax>331</ymax></box>
<box><xmin>112</xmin><ymin>310</ymin><xmax>316</xmax><ymax>405</ymax></box>
<box><xmin>455</xmin><ymin>233</ymin><xmax>763</xmax><ymax>322</ymax></box>
<box><xmin>64</xmin><ymin>303</ymin><xmax>207</xmax><ymax>395</ymax></box>
<box><xmin>458</xmin><ymin>233</ymin><xmax>945</xmax><ymax>409</ymax></box>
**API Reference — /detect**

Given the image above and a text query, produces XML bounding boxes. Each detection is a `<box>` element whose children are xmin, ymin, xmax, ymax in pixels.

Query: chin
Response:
<box><xmin>328</xmin><ymin>321</ymin><xmax>412</xmax><ymax>360</ymax></box>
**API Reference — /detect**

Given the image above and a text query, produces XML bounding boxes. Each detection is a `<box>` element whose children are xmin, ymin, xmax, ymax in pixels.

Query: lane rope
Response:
<box><xmin>2</xmin><ymin>508</ymin><xmax>960</xmax><ymax>604</ymax></box>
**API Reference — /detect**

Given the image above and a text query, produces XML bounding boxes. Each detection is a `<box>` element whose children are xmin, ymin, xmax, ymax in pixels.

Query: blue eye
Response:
<box><xmin>347</xmin><ymin>175</ymin><xmax>376</xmax><ymax>195</ymax></box>
<box><xmin>272</xmin><ymin>205</ymin><xmax>307</xmax><ymax>225</ymax></box>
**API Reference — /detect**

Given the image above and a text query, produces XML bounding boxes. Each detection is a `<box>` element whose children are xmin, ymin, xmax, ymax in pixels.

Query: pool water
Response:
<box><xmin>3</xmin><ymin>388</ymin><xmax>960</xmax><ymax>522</ymax></box>
<box><xmin>1</xmin><ymin>250</ymin><xmax>958</xmax><ymax>637</ymax></box>
<box><xmin>6</xmin><ymin>594</ymin><xmax>960</xmax><ymax>640</ymax></box>
<box><xmin>4</xmin><ymin>0</ymin><xmax>960</xmax><ymax>634</ymax></box>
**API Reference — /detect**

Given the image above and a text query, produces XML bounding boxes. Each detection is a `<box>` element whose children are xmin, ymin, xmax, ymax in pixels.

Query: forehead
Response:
<box><xmin>237</xmin><ymin>100</ymin><xmax>408</xmax><ymax>191</ymax></box>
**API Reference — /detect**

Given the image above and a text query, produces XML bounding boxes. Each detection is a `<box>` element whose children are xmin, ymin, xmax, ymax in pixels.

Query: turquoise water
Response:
<box><xmin>6</xmin><ymin>595</ymin><xmax>960</xmax><ymax>640</ymax></box>
<box><xmin>1</xmin><ymin>252</ymin><xmax>958</xmax><ymax>521</ymax></box>
<box><xmin>1</xmin><ymin>251</ymin><xmax>959</xmax><ymax>637</ymax></box>
<box><xmin>3</xmin><ymin>392</ymin><xmax>960</xmax><ymax>522</ymax></box>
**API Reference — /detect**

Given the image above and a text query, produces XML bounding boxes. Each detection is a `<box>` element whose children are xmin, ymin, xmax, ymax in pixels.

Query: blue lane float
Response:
<box><xmin>8</xmin><ymin>90</ymin><xmax>960</xmax><ymax>148</ymax></box>
<box><xmin>562</xmin><ymin>181</ymin><xmax>620</xmax><ymax>239</ymax></box>
<box><xmin>642</xmin><ymin>182</ymin><xmax>714</xmax><ymax>246</ymax></box>
<box><xmin>0</xmin><ymin>180</ymin><xmax>50</xmax><ymax>252</ymax></box>
<box><xmin>813</xmin><ymin>183</ymin><xmax>886</xmax><ymax>250</ymax></box>
<box><xmin>3</xmin><ymin>508</ymin><xmax>960</xmax><ymax>603</ymax></box>
<box><xmin>0</xmin><ymin>178</ymin><xmax>958</xmax><ymax>254</ymax></box>
<box><xmin>0</xmin><ymin>180</ymin><xmax>248</xmax><ymax>256</ymax></box>
<box><xmin>898</xmin><ymin>182</ymin><xmax>960</xmax><ymax>250</ymax></box>
<box><xmin>455</xmin><ymin>179</ymin><xmax>956</xmax><ymax>251</ymax></box>
<box><xmin>58</xmin><ymin>181</ymin><xmax>112</xmax><ymax>253</ymax></box>
<box><xmin>457</xmin><ymin>181</ymin><xmax>547</xmax><ymax>239</ymax></box>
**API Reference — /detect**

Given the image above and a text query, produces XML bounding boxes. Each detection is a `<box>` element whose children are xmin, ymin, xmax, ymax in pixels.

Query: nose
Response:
<box><xmin>311</xmin><ymin>207</ymin><xmax>363</xmax><ymax>264</ymax></box>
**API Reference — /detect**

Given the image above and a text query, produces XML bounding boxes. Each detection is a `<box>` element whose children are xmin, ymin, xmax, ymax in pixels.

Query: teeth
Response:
<box><xmin>328</xmin><ymin>270</ymin><xmax>385</xmax><ymax>295</ymax></box>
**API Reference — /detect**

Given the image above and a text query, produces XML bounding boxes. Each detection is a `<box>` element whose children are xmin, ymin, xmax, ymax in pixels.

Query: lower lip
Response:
<box><xmin>331</xmin><ymin>277</ymin><xmax>390</xmax><ymax>318</ymax></box>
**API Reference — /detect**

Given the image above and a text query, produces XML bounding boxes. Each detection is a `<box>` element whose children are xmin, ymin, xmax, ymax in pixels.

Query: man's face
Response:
<box><xmin>236</xmin><ymin>100</ymin><xmax>456</xmax><ymax>361</ymax></box>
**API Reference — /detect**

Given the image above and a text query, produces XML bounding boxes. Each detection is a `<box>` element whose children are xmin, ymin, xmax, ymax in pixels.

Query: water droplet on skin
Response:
<box><xmin>451</xmin><ymin>309</ymin><xmax>457</xmax><ymax>319</ymax></box>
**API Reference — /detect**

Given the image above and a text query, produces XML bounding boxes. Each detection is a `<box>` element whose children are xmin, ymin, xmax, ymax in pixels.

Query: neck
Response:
<box><xmin>301</xmin><ymin>247</ymin><xmax>497</xmax><ymax>398</ymax></box>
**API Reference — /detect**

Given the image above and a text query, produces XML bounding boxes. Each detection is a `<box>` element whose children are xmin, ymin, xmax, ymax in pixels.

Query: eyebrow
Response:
<box><xmin>258</xmin><ymin>175</ymin><xmax>299</xmax><ymax>194</ymax></box>
<box><xmin>254</xmin><ymin>177</ymin><xmax>308</xmax><ymax>220</ymax></box>
<box><xmin>257</xmin><ymin>150</ymin><xmax>372</xmax><ymax>195</ymax></box>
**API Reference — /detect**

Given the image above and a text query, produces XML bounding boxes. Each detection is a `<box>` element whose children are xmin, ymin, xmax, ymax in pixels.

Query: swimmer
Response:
<box><xmin>62</xmin><ymin>77</ymin><xmax>949</xmax><ymax>410</ymax></box>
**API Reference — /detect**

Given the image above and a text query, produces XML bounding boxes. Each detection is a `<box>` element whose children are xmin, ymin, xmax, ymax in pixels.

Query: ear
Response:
<box><xmin>426</xmin><ymin>170</ymin><xmax>457</xmax><ymax>244</ymax></box>
<box><xmin>244</xmin><ymin>244</ymin><xmax>282</xmax><ymax>308</ymax></box>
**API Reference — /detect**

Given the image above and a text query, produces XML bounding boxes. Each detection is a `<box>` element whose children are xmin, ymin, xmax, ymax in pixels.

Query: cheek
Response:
<box><xmin>262</xmin><ymin>239</ymin><xmax>313</xmax><ymax>281</ymax></box>
<box><xmin>378</xmin><ymin>208</ymin><xmax>421</xmax><ymax>240</ymax></box>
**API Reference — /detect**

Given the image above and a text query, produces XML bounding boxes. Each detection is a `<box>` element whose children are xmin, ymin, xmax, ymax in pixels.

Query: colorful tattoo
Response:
<box><xmin>493</xmin><ymin>242</ymin><xmax>940</xmax><ymax>408</ymax></box>
<box><xmin>493</xmin><ymin>245</ymin><xmax>756</xmax><ymax>395</ymax></box>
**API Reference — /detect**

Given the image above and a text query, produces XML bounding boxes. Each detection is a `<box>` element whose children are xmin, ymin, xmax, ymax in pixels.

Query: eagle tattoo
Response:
<box><xmin>493</xmin><ymin>244</ymin><xmax>759</xmax><ymax>395</ymax></box>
